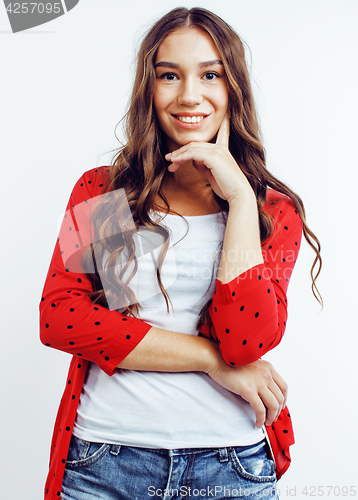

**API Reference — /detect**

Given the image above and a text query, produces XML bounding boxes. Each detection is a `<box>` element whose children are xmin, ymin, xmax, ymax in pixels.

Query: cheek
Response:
<box><xmin>210</xmin><ymin>86</ymin><xmax>229</xmax><ymax>119</ymax></box>
<box><xmin>153</xmin><ymin>87</ymin><xmax>164</xmax><ymax>115</ymax></box>
<box><xmin>153</xmin><ymin>93</ymin><xmax>170</xmax><ymax>135</ymax></box>
<box><xmin>153</xmin><ymin>86</ymin><xmax>170</xmax><ymax>116</ymax></box>
<box><xmin>219</xmin><ymin>89</ymin><xmax>229</xmax><ymax>113</ymax></box>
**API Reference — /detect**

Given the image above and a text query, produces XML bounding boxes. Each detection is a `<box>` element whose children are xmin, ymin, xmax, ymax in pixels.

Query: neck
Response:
<box><xmin>158</xmin><ymin>160</ymin><xmax>221</xmax><ymax>216</ymax></box>
<box><xmin>165</xmin><ymin>160</ymin><xmax>209</xmax><ymax>191</ymax></box>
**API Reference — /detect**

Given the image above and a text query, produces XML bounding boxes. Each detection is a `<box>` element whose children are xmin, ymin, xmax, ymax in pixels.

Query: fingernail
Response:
<box><xmin>165</xmin><ymin>153</ymin><xmax>172</xmax><ymax>159</ymax></box>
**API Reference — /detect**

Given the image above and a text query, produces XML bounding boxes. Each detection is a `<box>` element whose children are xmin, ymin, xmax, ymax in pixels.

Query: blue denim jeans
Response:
<box><xmin>61</xmin><ymin>435</ymin><xmax>278</xmax><ymax>499</ymax></box>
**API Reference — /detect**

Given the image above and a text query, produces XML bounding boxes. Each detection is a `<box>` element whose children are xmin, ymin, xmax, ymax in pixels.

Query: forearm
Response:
<box><xmin>118</xmin><ymin>326</ymin><xmax>288</xmax><ymax>429</ymax></box>
<box><xmin>217</xmin><ymin>189</ymin><xmax>263</xmax><ymax>284</ymax></box>
<box><xmin>117</xmin><ymin>326</ymin><xmax>221</xmax><ymax>373</ymax></box>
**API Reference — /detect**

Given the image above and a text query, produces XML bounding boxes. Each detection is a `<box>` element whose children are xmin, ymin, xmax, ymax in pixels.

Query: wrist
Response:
<box><xmin>227</xmin><ymin>187</ymin><xmax>257</xmax><ymax>209</ymax></box>
<box><xmin>198</xmin><ymin>337</ymin><xmax>223</xmax><ymax>374</ymax></box>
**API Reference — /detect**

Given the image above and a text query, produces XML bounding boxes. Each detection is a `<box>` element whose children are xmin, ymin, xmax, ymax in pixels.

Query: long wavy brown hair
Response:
<box><xmin>84</xmin><ymin>7</ymin><xmax>322</xmax><ymax>323</ymax></box>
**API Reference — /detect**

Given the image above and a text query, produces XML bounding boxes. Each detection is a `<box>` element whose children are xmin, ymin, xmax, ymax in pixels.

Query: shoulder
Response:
<box><xmin>69</xmin><ymin>166</ymin><xmax>112</xmax><ymax>204</ymax></box>
<box><xmin>263</xmin><ymin>189</ymin><xmax>300</xmax><ymax>220</ymax></box>
<box><xmin>263</xmin><ymin>188</ymin><xmax>295</xmax><ymax>212</ymax></box>
<box><xmin>263</xmin><ymin>188</ymin><xmax>303</xmax><ymax>243</ymax></box>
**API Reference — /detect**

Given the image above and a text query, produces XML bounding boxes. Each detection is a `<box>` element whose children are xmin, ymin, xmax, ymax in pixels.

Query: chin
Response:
<box><xmin>177</xmin><ymin>132</ymin><xmax>215</xmax><ymax>144</ymax></box>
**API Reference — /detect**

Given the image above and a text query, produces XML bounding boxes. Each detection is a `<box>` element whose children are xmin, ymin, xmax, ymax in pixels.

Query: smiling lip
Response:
<box><xmin>172</xmin><ymin>113</ymin><xmax>209</xmax><ymax>129</ymax></box>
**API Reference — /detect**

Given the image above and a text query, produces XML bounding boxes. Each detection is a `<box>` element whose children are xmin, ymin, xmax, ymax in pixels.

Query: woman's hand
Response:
<box><xmin>206</xmin><ymin>356</ymin><xmax>288</xmax><ymax>429</ymax></box>
<box><xmin>165</xmin><ymin>114</ymin><xmax>253</xmax><ymax>204</ymax></box>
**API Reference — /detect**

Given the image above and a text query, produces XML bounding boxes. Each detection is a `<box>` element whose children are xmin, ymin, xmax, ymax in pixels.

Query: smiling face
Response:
<box><xmin>153</xmin><ymin>27</ymin><xmax>229</xmax><ymax>152</ymax></box>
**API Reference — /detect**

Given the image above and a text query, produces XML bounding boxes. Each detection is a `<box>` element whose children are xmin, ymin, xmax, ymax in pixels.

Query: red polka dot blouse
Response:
<box><xmin>40</xmin><ymin>166</ymin><xmax>302</xmax><ymax>498</ymax></box>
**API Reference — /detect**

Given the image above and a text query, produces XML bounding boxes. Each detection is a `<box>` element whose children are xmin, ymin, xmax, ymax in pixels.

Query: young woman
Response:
<box><xmin>40</xmin><ymin>7</ymin><xmax>321</xmax><ymax>500</ymax></box>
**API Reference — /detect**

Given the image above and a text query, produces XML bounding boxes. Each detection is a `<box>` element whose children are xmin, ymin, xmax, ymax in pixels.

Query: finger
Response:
<box><xmin>258</xmin><ymin>388</ymin><xmax>280</xmax><ymax>427</ymax></box>
<box><xmin>215</xmin><ymin>112</ymin><xmax>230</xmax><ymax>147</ymax></box>
<box><xmin>167</xmin><ymin>162</ymin><xmax>181</xmax><ymax>173</ymax></box>
<box><xmin>165</xmin><ymin>142</ymin><xmax>213</xmax><ymax>161</ymax></box>
<box><xmin>166</xmin><ymin>148</ymin><xmax>216</xmax><ymax>168</ymax></box>
<box><xmin>267</xmin><ymin>381</ymin><xmax>285</xmax><ymax>422</ymax></box>
<box><xmin>240</xmin><ymin>390</ymin><xmax>267</xmax><ymax>429</ymax></box>
<box><xmin>267</xmin><ymin>366</ymin><xmax>288</xmax><ymax>408</ymax></box>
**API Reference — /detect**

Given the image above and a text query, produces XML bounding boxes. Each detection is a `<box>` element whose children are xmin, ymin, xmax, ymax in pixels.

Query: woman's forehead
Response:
<box><xmin>155</xmin><ymin>27</ymin><xmax>221</xmax><ymax>64</ymax></box>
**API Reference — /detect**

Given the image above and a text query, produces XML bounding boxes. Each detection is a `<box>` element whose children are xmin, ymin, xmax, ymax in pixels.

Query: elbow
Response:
<box><xmin>220</xmin><ymin>345</ymin><xmax>263</xmax><ymax>367</ymax></box>
<box><xmin>219</xmin><ymin>320</ymin><xmax>284</xmax><ymax>367</ymax></box>
<box><xmin>39</xmin><ymin>318</ymin><xmax>52</xmax><ymax>347</ymax></box>
<box><xmin>39</xmin><ymin>304</ymin><xmax>59</xmax><ymax>348</ymax></box>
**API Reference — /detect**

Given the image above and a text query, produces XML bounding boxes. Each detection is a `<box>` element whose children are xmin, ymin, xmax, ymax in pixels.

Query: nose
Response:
<box><xmin>177</xmin><ymin>78</ymin><xmax>203</xmax><ymax>106</ymax></box>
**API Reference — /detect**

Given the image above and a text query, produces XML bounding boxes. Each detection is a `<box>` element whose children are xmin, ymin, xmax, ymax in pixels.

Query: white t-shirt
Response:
<box><xmin>73</xmin><ymin>211</ymin><xmax>265</xmax><ymax>448</ymax></box>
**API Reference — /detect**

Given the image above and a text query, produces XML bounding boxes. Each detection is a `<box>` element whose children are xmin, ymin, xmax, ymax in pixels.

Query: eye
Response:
<box><xmin>203</xmin><ymin>72</ymin><xmax>220</xmax><ymax>81</ymax></box>
<box><xmin>159</xmin><ymin>72</ymin><xmax>178</xmax><ymax>81</ymax></box>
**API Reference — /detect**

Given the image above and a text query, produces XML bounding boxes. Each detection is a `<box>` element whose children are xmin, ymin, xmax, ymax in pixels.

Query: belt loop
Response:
<box><xmin>218</xmin><ymin>447</ymin><xmax>228</xmax><ymax>463</ymax></box>
<box><xmin>110</xmin><ymin>444</ymin><xmax>121</xmax><ymax>456</ymax></box>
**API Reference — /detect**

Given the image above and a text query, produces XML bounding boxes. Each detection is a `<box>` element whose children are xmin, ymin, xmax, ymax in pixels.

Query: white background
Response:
<box><xmin>1</xmin><ymin>0</ymin><xmax>357</xmax><ymax>498</ymax></box>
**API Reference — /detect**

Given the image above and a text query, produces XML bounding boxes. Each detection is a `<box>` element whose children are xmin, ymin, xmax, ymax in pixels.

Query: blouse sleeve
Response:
<box><xmin>199</xmin><ymin>192</ymin><xmax>303</xmax><ymax>366</ymax></box>
<box><xmin>39</xmin><ymin>167</ymin><xmax>152</xmax><ymax>376</ymax></box>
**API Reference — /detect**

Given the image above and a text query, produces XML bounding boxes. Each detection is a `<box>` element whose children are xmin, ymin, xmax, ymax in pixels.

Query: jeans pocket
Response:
<box><xmin>229</xmin><ymin>439</ymin><xmax>276</xmax><ymax>483</ymax></box>
<box><xmin>65</xmin><ymin>434</ymin><xmax>111</xmax><ymax>469</ymax></box>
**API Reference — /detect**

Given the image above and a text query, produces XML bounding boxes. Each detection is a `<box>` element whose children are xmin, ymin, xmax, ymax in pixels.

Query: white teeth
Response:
<box><xmin>177</xmin><ymin>115</ymin><xmax>204</xmax><ymax>123</ymax></box>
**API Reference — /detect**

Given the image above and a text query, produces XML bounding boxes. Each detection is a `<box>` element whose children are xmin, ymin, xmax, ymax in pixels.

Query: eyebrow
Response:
<box><xmin>154</xmin><ymin>60</ymin><xmax>223</xmax><ymax>69</ymax></box>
